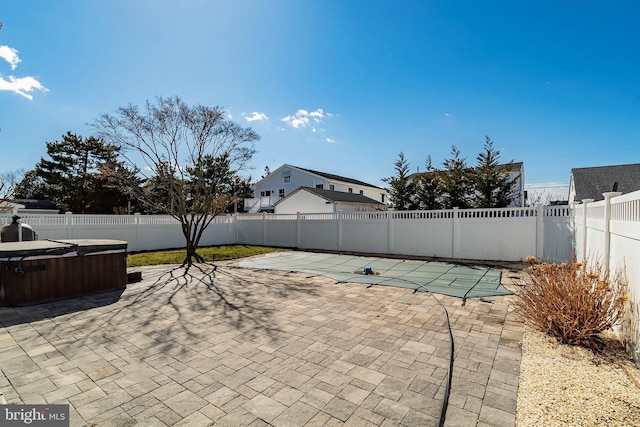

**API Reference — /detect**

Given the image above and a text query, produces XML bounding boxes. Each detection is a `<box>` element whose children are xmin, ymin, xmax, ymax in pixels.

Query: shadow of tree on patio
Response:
<box><xmin>1</xmin><ymin>262</ymin><xmax>323</xmax><ymax>363</ymax></box>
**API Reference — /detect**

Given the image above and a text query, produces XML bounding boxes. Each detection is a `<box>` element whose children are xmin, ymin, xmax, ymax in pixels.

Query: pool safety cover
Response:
<box><xmin>240</xmin><ymin>252</ymin><xmax>510</xmax><ymax>300</ymax></box>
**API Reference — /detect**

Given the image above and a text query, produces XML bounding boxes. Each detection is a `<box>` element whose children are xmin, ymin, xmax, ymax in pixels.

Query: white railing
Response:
<box><xmin>244</xmin><ymin>196</ymin><xmax>281</xmax><ymax>213</ymax></box>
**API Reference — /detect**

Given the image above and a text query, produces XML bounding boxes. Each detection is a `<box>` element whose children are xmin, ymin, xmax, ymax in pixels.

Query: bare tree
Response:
<box><xmin>526</xmin><ymin>189</ymin><xmax>558</xmax><ymax>206</ymax></box>
<box><xmin>94</xmin><ymin>96</ymin><xmax>259</xmax><ymax>265</ymax></box>
<box><xmin>0</xmin><ymin>170</ymin><xmax>23</xmax><ymax>213</ymax></box>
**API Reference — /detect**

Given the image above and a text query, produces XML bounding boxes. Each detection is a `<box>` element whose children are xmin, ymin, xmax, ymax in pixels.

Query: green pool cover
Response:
<box><xmin>239</xmin><ymin>252</ymin><xmax>510</xmax><ymax>300</ymax></box>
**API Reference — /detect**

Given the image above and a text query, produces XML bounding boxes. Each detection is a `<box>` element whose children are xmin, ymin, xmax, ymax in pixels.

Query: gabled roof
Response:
<box><xmin>275</xmin><ymin>187</ymin><xmax>384</xmax><ymax>206</ymax></box>
<box><xmin>294</xmin><ymin>166</ymin><xmax>383</xmax><ymax>189</ymax></box>
<box><xmin>571</xmin><ymin>163</ymin><xmax>640</xmax><ymax>201</ymax></box>
<box><xmin>496</xmin><ymin>161</ymin><xmax>523</xmax><ymax>172</ymax></box>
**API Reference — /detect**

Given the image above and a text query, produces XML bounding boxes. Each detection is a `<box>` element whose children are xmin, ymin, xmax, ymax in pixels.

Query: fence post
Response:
<box><xmin>603</xmin><ymin>191</ymin><xmax>622</xmax><ymax>275</ymax></box>
<box><xmin>580</xmin><ymin>199</ymin><xmax>594</xmax><ymax>261</ymax></box>
<box><xmin>452</xmin><ymin>207</ymin><xmax>459</xmax><ymax>258</ymax></box>
<box><xmin>569</xmin><ymin>202</ymin><xmax>580</xmax><ymax>260</ymax></box>
<box><xmin>233</xmin><ymin>213</ymin><xmax>239</xmax><ymax>245</ymax></box>
<box><xmin>65</xmin><ymin>212</ymin><xmax>73</xmax><ymax>239</ymax></box>
<box><xmin>388</xmin><ymin>211</ymin><xmax>393</xmax><ymax>253</ymax></box>
<box><xmin>296</xmin><ymin>212</ymin><xmax>301</xmax><ymax>248</ymax></box>
<box><xmin>536</xmin><ymin>204</ymin><xmax>544</xmax><ymax>260</ymax></box>
<box><xmin>337</xmin><ymin>210</ymin><xmax>343</xmax><ymax>251</ymax></box>
<box><xmin>134</xmin><ymin>213</ymin><xmax>140</xmax><ymax>252</ymax></box>
<box><xmin>262</xmin><ymin>212</ymin><xmax>267</xmax><ymax>246</ymax></box>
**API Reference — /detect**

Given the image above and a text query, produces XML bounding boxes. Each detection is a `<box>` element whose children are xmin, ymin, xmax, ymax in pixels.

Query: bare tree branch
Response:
<box><xmin>94</xmin><ymin>96</ymin><xmax>258</xmax><ymax>265</ymax></box>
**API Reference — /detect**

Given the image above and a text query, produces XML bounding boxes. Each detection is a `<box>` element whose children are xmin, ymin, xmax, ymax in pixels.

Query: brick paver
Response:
<box><xmin>0</xmin><ymin>257</ymin><xmax>526</xmax><ymax>426</ymax></box>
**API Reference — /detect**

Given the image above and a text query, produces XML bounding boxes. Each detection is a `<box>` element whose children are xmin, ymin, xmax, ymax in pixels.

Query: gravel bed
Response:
<box><xmin>516</xmin><ymin>326</ymin><xmax>640</xmax><ymax>426</ymax></box>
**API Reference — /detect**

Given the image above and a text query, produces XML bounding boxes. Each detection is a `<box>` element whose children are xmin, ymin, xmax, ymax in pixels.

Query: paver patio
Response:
<box><xmin>0</xmin><ymin>256</ymin><xmax>526</xmax><ymax>426</ymax></box>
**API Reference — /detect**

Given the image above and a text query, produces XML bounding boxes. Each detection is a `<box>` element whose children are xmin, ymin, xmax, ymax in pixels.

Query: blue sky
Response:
<box><xmin>1</xmin><ymin>1</ymin><xmax>639</xmax><ymax>201</ymax></box>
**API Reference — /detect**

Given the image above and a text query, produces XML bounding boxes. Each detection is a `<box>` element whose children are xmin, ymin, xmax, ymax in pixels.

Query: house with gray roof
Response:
<box><xmin>568</xmin><ymin>163</ymin><xmax>640</xmax><ymax>203</ymax></box>
<box><xmin>244</xmin><ymin>164</ymin><xmax>387</xmax><ymax>213</ymax></box>
<box><xmin>274</xmin><ymin>187</ymin><xmax>386</xmax><ymax>214</ymax></box>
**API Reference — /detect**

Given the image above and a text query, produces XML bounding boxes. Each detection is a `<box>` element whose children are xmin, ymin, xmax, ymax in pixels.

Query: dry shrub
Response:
<box><xmin>514</xmin><ymin>257</ymin><xmax>628</xmax><ymax>349</ymax></box>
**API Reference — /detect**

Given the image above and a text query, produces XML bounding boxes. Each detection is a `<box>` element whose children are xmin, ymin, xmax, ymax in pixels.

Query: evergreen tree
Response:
<box><xmin>14</xmin><ymin>170</ymin><xmax>48</xmax><ymax>200</ymax></box>
<box><xmin>440</xmin><ymin>145</ymin><xmax>474</xmax><ymax>209</ymax></box>
<box><xmin>472</xmin><ymin>136</ymin><xmax>516</xmax><ymax>208</ymax></box>
<box><xmin>415</xmin><ymin>155</ymin><xmax>443</xmax><ymax>210</ymax></box>
<box><xmin>34</xmin><ymin>132</ymin><xmax>133</xmax><ymax>213</ymax></box>
<box><xmin>383</xmin><ymin>152</ymin><xmax>417</xmax><ymax>210</ymax></box>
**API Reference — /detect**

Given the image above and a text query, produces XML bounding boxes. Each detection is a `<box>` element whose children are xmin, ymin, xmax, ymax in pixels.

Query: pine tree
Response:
<box><xmin>415</xmin><ymin>155</ymin><xmax>443</xmax><ymax>210</ymax></box>
<box><xmin>440</xmin><ymin>146</ymin><xmax>474</xmax><ymax>209</ymax></box>
<box><xmin>383</xmin><ymin>152</ymin><xmax>417</xmax><ymax>210</ymax></box>
<box><xmin>472</xmin><ymin>136</ymin><xmax>516</xmax><ymax>208</ymax></box>
<box><xmin>34</xmin><ymin>132</ymin><xmax>132</xmax><ymax>213</ymax></box>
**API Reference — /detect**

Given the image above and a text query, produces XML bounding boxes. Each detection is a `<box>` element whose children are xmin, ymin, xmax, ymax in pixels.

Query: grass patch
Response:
<box><xmin>127</xmin><ymin>245</ymin><xmax>286</xmax><ymax>267</ymax></box>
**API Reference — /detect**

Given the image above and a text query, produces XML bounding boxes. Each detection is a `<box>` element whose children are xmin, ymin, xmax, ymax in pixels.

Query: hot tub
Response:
<box><xmin>0</xmin><ymin>239</ymin><xmax>128</xmax><ymax>306</ymax></box>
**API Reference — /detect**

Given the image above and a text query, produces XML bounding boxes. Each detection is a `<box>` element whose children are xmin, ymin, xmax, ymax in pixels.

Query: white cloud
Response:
<box><xmin>281</xmin><ymin>108</ymin><xmax>331</xmax><ymax>129</ymax></box>
<box><xmin>0</xmin><ymin>43</ymin><xmax>47</xmax><ymax>100</ymax></box>
<box><xmin>325</xmin><ymin>138</ymin><xmax>336</xmax><ymax>143</ymax></box>
<box><xmin>0</xmin><ymin>45</ymin><xmax>20</xmax><ymax>70</ymax></box>
<box><xmin>242</xmin><ymin>111</ymin><xmax>268</xmax><ymax>122</ymax></box>
<box><xmin>0</xmin><ymin>75</ymin><xmax>48</xmax><ymax>100</ymax></box>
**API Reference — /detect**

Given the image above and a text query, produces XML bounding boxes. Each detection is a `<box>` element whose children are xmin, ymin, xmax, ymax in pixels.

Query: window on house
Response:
<box><xmin>329</xmin><ymin>184</ymin><xmax>335</xmax><ymax>191</ymax></box>
<box><xmin>348</xmin><ymin>188</ymin><xmax>353</xmax><ymax>193</ymax></box>
<box><xmin>260</xmin><ymin>190</ymin><xmax>271</xmax><ymax>197</ymax></box>
<box><xmin>359</xmin><ymin>190</ymin><xmax>364</xmax><ymax>195</ymax></box>
<box><xmin>381</xmin><ymin>194</ymin><xmax>385</xmax><ymax>203</ymax></box>
<box><xmin>279</xmin><ymin>189</ymin><xmax>285</xmax><ymax>198</ymax></box>
<box><xmin>316</xmin><ymin>184</ymin><xmax>323</xmax><ymax>189</ymax></box>
<box><xmin>284</xmin><ymin>176</ymin><xmax>291</xmax><ymax>183</ymax></box>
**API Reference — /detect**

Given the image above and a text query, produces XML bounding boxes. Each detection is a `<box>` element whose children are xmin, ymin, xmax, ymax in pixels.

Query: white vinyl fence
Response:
<box><xmin>0</xmin><ymin>213</ymin><xmax>236</xmax><ymax>252</ymax></box>
<box><xmin>573</xmin><ymin>190</ymin><xmax>640</xmax><ymax>365</ymax></box>
<box><xmin>2</xmin><ymin>205</ymin><xmax>572</xmax><ymax>262</ymax></box>
<box><xmin>236</xmin><ymin>206</ymin><xmax>572</xmax><ymax>262</ymax></box>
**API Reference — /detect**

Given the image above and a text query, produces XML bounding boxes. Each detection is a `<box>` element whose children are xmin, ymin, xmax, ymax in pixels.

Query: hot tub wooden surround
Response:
<box><xmin>0</xmin><ymin>239</ymin><xmax>128</xmax><ymax>306</ymax></box>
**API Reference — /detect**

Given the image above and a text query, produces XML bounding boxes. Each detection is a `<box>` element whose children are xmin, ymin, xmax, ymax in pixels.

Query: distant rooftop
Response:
<box><xmin>571</xmin><ymin>163</ymin><xmax>640</xmax><ymax>201</ymax></box>
<box><xmin>295</xmin><ymin>166</ymin><xmax>383</xmax><ymax>189</ymax></box>
<box><xmin>276</xmin><ymin>187</ymin><xmax>384</xmax><ymax>206</ymax></box>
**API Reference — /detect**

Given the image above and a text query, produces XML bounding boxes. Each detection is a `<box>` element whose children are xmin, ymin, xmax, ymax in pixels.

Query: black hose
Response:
<box><xmin>430</xmin><ymin>293</ymin><xmax>455</xmax><ymax>427</ymax></box>
<box><xmin>409</xmin><ymin>285</ymin><xmax>455</xmax><ymax>426</ymax></box>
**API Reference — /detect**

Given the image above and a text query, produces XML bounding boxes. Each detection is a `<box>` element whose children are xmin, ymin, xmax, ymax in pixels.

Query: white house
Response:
<box><xmin>501</xmin><ymin>162</ymin><xmax>525</xmax><ymax>207</ymax></box>
<box><xmin>244</xmin><ymin>164</ymin><xmax>387</xmax><ymax>213</ymax></box>
<box><xmin>274</xmin><ymin>187</ymin><xmax>386</xmax><ymax>214</ymax></box>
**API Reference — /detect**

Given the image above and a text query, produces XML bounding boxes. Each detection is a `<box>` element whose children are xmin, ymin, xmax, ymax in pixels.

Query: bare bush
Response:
<box><xmin>514</xmin><ymin>257</ymin><xmax>628</xmax><ymax>348</ymax></box>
